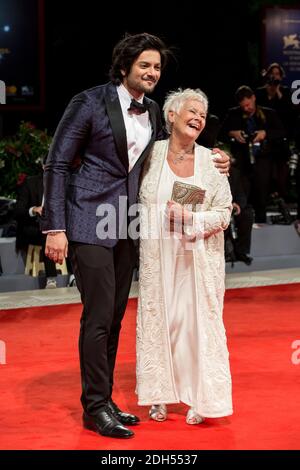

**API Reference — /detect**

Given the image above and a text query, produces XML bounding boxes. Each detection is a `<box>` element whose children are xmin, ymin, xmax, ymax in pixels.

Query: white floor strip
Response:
<box><xmin>1</xmin><ymin>268</ymin><xmax>300</xmax><ymax>310</ymax></box>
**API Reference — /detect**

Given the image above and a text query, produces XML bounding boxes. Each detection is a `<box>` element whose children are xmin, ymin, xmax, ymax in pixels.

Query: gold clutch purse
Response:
<box><xmin>171</xmin><ymin>181</ymin><xmax>205</xmax><ymax>212</ymax></box>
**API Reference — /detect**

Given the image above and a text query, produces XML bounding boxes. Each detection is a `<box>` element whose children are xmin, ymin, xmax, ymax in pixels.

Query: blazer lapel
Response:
<box><xmin>147</xmin><ymin>98</ymin><xmax>157</xmax><ymax>140</ymax></box>
<box><xmin>104</xmin><ymin>85</ymin><xmax>129</xmax><ymax>172</ymax></box>
<box><xmin>133</xmin><ymin>99</ymin><xmax>157</xmax><ymax>169</ymax></box>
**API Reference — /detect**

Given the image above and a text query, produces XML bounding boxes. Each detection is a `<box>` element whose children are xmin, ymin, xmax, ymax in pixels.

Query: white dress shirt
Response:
<box><xmin>117</xmin><ymin>84</ymin><xmax>152</xmax><ymax>171</ymax></box>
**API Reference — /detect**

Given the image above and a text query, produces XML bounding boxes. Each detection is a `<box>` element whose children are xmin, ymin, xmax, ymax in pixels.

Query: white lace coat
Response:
<box><xmin>136</xmin><ymin>140</ymin><xmax>233</xmax><ymax>417</ymax></box>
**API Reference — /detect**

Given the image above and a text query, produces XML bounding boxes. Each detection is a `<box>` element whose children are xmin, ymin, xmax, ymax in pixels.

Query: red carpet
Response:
<box><xmin>1</xmin><ymin>284</ymin><xmax>300</xmax><ymax>450</ymax></box>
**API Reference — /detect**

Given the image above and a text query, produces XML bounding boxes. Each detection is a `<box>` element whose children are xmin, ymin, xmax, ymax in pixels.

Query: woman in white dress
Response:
<box><xmin>136</xmin><ymin>88</ymin><xmax>233</xmax><ymax>424</ymax></box>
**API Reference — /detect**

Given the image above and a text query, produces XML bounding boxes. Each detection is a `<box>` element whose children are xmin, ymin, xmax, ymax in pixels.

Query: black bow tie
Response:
<box><xmin>128</xmin><ymin>98</ymin><xmax>149</xmax><ymax>115</ymax></box>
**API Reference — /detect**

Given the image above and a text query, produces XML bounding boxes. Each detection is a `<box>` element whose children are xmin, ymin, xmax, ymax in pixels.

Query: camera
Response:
<box><xmin>225</xmin><ymin>207</ymin><xmax>239</xmax><ymax>265</ymax></box>
<box><xmin>241</xmin><ymin>132</ymin><xmax>261</xmax><ymax>164</ymax></box>
<box><xmin>266</xmin><ymin>76</ymin><xmax>281</xmax><ymax>86</ymax></box>
<box><xmin>229</xmin><ymin>206</ymin><xmax>239</xmax><ymax>240</ymax></box>
<box><xmin>241</xmin><ymin>131</ymin><xmax>256</xmax><ymax>143</ymax></box>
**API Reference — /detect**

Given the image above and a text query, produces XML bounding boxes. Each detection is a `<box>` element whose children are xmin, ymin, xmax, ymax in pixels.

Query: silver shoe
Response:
<box><xmin>149</xmin><ymin>404</ymin><xmax>167</xmax><ymax>422</ymax></box>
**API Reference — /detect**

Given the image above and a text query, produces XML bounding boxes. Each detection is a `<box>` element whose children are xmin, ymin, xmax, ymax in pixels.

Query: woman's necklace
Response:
<box><xmin>168</xmin><ymin>145</ymin><xmax>194</xmax><ymax>165</ymax></box>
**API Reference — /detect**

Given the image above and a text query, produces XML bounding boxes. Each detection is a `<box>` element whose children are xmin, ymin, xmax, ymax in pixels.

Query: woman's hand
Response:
<box><xmin>166</xmin><ymin>201</ymin><xmax>193</xmax><ymax>234</ymax></box>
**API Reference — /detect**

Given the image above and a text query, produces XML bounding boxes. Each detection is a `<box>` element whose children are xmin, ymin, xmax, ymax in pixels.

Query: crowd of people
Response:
<box><xmin>199</xmin><ymin>63</ymin><xmax>300</xmax><ymax>263</ymax></box>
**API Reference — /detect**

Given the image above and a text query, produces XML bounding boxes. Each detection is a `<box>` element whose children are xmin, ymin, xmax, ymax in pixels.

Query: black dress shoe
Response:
<box><xmin>236</xmin><ymin>253</ymin><xmax>253</xmax><ymax>265</ymax></box>
<box><xmin>83</xmin><ymin>408</ymin><xmax>134</xmax><ymax>438</ymax></box>
<box><xmin>107</xmin><ymin>399</ymin><xmax>140</xmax><ymax>425</ymax></box>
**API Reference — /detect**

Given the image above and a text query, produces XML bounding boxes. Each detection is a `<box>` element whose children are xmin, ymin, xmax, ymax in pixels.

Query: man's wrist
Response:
<box><xmin>46</xmin><ymin>231</ymin><xmax>65</xmax><ymax>236</ymax></box>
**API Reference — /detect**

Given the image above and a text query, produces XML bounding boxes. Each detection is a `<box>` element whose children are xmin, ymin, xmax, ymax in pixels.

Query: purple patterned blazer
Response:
<box><xmin>41</xmin><ymin>82</ymin><xmax>164</xmax><ymax>246</ymax></box>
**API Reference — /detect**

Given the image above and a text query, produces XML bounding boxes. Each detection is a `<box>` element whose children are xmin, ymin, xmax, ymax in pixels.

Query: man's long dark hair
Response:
<box><xmin>109</xmin><ymin>32</ymin><xmax>170</xmax><ymax>84</ymax></box>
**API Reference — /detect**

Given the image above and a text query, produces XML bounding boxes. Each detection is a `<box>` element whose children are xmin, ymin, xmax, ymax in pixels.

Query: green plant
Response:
<box><xmin>0</xmin><ymin>121</ymin><xmax>52</xmax><ymax>198</ymax></box>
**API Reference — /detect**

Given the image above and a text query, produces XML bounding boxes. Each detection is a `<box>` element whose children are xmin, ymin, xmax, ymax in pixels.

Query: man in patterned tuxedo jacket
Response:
<box><xmin>41</xmin><ymin>32</ymin><xmax>230</xmax><ymax>439</ymax></box>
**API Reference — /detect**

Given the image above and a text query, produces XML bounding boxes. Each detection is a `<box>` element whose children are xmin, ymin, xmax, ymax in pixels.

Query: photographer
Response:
<box><xmin>14</xmin><ymin>162</ymin><xmax>58</xmax><ymax>288</ymax></box>
<box><xmin>256</xmin><ymin>63</ymin><xmax>296</xmax><ymax>200</ymax></box>
<box><xmin>225</xmin><ymin>165</ymin><xmax>254</xmax><ymax>265</ymax></box>
<box><xmin>256</xmin><ymin>63</ymin><xmax>294</xmax><ymax>137</ymax></box>
<box><xmin>221</xmin><ymin>85</ymin><xmax>286</xmax><ymax>223</ymax></box>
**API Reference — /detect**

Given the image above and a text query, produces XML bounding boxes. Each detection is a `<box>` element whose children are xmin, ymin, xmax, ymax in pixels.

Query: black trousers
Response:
<box><xmin>239</xmin><ymin>158</ymin><xmax>272</xmax><ymax>223</ymax></box>
<box><xmin>234</xmin><ymin>205</ymin><xmax>254</xmax><ymax>255</ymax></box>
<box><xmin>271</xmin><ymin>158</ymin><xmax>289</xmax><ymax>199</ymax></box>
<box><xmin>69</xmin><ymin>239</ymin><xmax>136</xmax><ymax>416</ymax></box>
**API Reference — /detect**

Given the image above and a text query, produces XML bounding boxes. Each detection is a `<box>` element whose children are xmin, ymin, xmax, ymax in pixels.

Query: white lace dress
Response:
<box><xmin>136</xmin><ymin>140</ymin><xmax>233</xmax><ymax>418</ymax></box>
<box><xmin>157</xmin><ymin>159</ymin><xmax>198</xmax><ymax>408</ymax></box>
